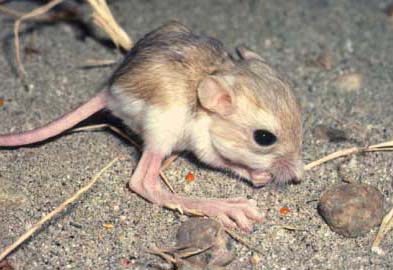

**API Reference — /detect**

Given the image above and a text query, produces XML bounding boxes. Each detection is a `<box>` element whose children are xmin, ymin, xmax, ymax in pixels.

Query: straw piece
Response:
<box><xmin>304</xmin><ymin>147</ymin><xmax>361</xmax><ymax>171</ymax></box>
<box><xmin>86</xmin><ymin>0</ymin><xmax>132</xmax><ymax>50</ymax></box>
<box><xmin>0</xmin><ymin>157</ymin><xmax>119</xmax><ymax>262</ymax></box>
<box><xmin>304</xmin><ymin>139</ymin><xmax>393</xmax><ymax>171</ymax></box>
<box><xmin>13</xmin><ymin>0</ymin><xmax>65</xmax><ymax>76</ymax></box>
<box><xmin>372</xmin><ymin>207</ymin><xmax>393</xmax><ymax>254</ymax></box>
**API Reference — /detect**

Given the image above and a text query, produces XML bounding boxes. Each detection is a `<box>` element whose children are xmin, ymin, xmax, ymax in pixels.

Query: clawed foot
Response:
<box><xmin>166</xmin><ymin>197</ymin><xmax>264</xmax><ymax>232</ymax></box>
<box><xmin>131</xmin><ymin>179</ymin><xmax>263</xmax><ymax>232</ymax></box>
<box><xmin>129</xmin><ymin>150</ymin><xmax>264</xmax><ymax>232</ymax></box>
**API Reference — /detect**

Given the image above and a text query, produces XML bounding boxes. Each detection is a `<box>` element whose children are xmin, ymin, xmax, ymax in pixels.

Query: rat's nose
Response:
<box><xmin>271</xmin><ymin>158</ymin><xmax>303</xmax><ymax>184</ymax></box>
<box><xmin>292</xmin><ymin>160</ymin><xmax>304</xmax><ymax>183</ymax></box>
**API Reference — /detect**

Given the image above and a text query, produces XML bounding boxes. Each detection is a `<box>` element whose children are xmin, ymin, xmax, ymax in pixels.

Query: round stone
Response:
<box><xmin>176</xmin><ymin>218</ymin><xmax>235</xmax><ymax>267</ymax></box>
<box><xmin>318</xmin><ymin>183</ymin><xmax>384</xmax><ymax>238</ymax></box>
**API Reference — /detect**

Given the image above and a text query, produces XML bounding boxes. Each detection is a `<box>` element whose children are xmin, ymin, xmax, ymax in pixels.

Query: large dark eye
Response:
<box><xmin>253</xmin><ymin>129</ymin><xmax>277</xmax><ymax>146</ymax></box>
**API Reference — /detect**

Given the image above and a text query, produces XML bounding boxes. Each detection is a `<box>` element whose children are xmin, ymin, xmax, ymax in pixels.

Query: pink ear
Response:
<box><xmin>236</xmin><ymin>46</ymin><xmax>265</xmax><ymax>61</ymax></box>
<box><xmin>197</xmin><ymin>76</ymin><xmax>235</xmax><ymax>115</ymax></box>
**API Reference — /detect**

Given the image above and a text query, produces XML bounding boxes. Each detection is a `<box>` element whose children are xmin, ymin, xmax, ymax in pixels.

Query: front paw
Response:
<box><xmin>250</xmin><ymin>170</ymin><xmax>272</xmax><ymax>187</ymax></box>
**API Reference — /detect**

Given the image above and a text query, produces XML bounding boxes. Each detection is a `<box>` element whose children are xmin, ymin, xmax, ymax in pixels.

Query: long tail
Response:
<box><xmin>0</xmin><ymin>90</ymin><xmax>108</xmax><ymax>147</ymax></box>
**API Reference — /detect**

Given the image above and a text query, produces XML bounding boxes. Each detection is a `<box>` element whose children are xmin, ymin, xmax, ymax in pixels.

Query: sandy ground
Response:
<box><xmin>0</xmin><ymin>0</ymin><xmax>393</xmax><ymax>269</ymax></box>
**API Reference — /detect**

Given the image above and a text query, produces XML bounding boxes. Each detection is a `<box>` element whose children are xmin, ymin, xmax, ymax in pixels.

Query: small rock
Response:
<box><xmin>176</xmin><ymin>218</ymin><xmax>235</xmax><ymax>267</ymax></box>
<box><xmin>318</xmin><ymin>183</ymin><xmax>384</xmax><ymax>237</ymax></box>
<box><xmin>176</xmin><ymin>260</ymin><xmax>223</xmax><ymax>270</ymax></box>
<box><xmin>345</xmin><ymin>39</ymin><xmax>354</xmax><ymax>53</ymax></box>
<box><xmin>335</xmin><ymin>73</ymin><xmax>363</xmax><ymax>92</ymax></box>
<box><xmin>316</xmin><ymin>52</ymin><xmax>334</xmax><ymax>70</ymax></box>
<box><xmin>264</xmin><ymin>39</ymin><xmax>272</xmax><ymax>48</ymax></box>
<box><xmin>250</xmin><ymin>253</ymin><xmax>261</xmax><ymax>265</ymax></box>
<box><xmin>313</xmin><ymin>125</ymin><xmax>347</xmax><ymax>142</ymax></box>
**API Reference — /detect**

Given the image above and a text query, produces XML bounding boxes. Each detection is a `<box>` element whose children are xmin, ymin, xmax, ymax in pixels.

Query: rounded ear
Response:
<box><xmin>236</xmin><ymin>46</ymin><xmax>265</xmax><ymax>61</ymax></box>
<box><xmin>197</xmin><ymin>76</ymin><xmax>236</xmax><ymax>115</ymax></box>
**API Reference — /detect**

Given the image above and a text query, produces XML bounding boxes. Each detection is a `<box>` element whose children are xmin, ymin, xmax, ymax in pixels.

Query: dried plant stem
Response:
<box><xmin>368</xmin><ymin>140</ymin><xmax>393</xmax><ymax>149</ymax></box>
<box><xmin>9</xmin><ymin>0</ymin><xmax>132</xmax><ymax>76</ymax></box>
<box><xmin>304</xmin><ymin>147</ymin><xmax>362</xmax><ymax>171</ymax></box>
<box><xmin>147</xmin><ymin>247</ymin><xmax>177</xmax><ymax>264</ymax></box>
<box><xmin>161</xmin><ymin>155</ymin><xmax>179</xmax><ymax>171</ymax></box>
<box><xmin>304</xmin><ymin>140</ymin><xmax>393</xmax><ymax>171</ymax></box>
<box><xmin>0</xmin><ymin>5</ymin><xmax>25</xmax><ymax>18</ymax></box>
<box><xmin>86</xmin><ymin>0</ymin><xmax>132</xmax><ymax>50</ymax></box>
<box><xmin>13</xmin><ymin>0</ymin><xmax>65</xmax><ymax>76</ymax></box>
<box><xmin>225</xmin><ymin>228</ymin><xmax>263</xmax><ymax>254</ymax></box>
<box><xmin>71</xmin><ymin>123</ymin><xmax>139</xmax><ymax>149</ymax></box>
<box><xmin>82</xmin><ymin>58</ymin><xmax>117</xmax><ymax>68</ymax></box>
<box><xmin>0</xmin><ymin>157</ymin><xmax>119</xmax><ymax>262</ymax></box>
<box><xmin>372</xmin><ymin>208</ymin><xmax>393</xmax><ymax>253</ymax></box>
<box><xmin>0</xmin><ymin>5</ymin><xmax>66</xmax><ymax>21</ymax></box>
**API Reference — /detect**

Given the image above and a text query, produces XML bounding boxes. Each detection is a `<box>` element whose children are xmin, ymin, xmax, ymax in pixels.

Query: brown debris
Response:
<box><xmin>148</xmin><ymin>218</ymin><xmax>236</xmax><ymax>269</ymax></box>
<box><xmin>318</xmin><ymin>183</ymin><xmax>384</xmax><ymax>237</ymax></box>
<box><xmin>175</xmin><ymin>218</ymin><xmax>235</xmax><ymax>267</ymax></box>
<box><xmin>316</xmin><ymin>52</ymin><xmax>334</xmax><ymax>70</ymax></box>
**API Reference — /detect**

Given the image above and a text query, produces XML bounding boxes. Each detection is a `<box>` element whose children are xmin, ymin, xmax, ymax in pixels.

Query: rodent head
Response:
<box><xmin>197</xmin><ymin>48</ymin><xmax>303</xmax><ymax>186</ymax></box>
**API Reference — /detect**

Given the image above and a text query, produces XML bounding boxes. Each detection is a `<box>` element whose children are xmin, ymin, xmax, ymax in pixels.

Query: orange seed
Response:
<box><xmin>185</xmin><ymin>172</ymin><xmax>195</xmax><ymax>182</ymax></box>
<box><xmin>279</xmin><ymin>207</ymin><xmax>290</xmax><ymax>215</ymax></box>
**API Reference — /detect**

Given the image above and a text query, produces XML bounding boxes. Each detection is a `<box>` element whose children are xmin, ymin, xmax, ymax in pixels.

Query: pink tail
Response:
<box><xmin>0</xmin><ymin>91</ymin><xmax>108</xmax><ymax>147</ymax></box>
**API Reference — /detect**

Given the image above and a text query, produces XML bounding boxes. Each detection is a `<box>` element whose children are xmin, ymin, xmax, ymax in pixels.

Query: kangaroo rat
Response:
<box><xmin>0</xmin><ymin>21</ymin><xmax>303</xmax><ymax>231</ymax></box>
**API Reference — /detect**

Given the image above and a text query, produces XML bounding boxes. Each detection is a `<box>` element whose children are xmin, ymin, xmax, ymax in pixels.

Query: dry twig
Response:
<box><xmin>13</xmin><ymin>0</ymin><xmax>65</xmax><ymax>76</ymax></box>
<box><xmin>225</xmin><ymin>228</ymin><xmax>263</xmax><ymax>254</ymax></box>
<box><xmin>304</xmin><ymin>140</ymin><xmax>393</xmax><ymax>171</ymax></box>
<box><xmin>0</xmin><ymin>4</ymin><xmax>78</xmax><ymax>22</ymax></box>
<box><xmin>81</xmin><ymin>58</ymin><xmax>117</xmax><ymax>68</ymax></box>
<box><xmin>0</xmin><ymin>157</ymin><xmax>119</xmax><ymax>262</ymax></box>
<box><xmin>147</xmin><ymin>247</ymin><xmax>177</xmax><ymax>264</ymax></box>
<box><xmin>86</xmin><ymin>0</ymin><xmax>132</xmax><ymax>50</ymax></box>
<box><xmin>0</xmin><ymin>5</ymin><xmax>25</xmax><ymax>18</ymax></box>
<box><xmin>71</xmin><ymin>123</ymin><xmax>139</xmax><ymax>149</ymax></box>
<box><xmin>7</xmin><ymin>0</ymin><xmax>132</xmax><ymax>76</ymax></box>
<box><xmin>372</xmin><ymin>208</ymin><xmax>393</xmax><ymax>255</ymax></box>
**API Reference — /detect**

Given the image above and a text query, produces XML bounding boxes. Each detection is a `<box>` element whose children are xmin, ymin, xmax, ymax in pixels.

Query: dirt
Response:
<box><xmin>1</xmin><ymin>0</ymin><xmax>392</xmax><ymax>269</ymax></box>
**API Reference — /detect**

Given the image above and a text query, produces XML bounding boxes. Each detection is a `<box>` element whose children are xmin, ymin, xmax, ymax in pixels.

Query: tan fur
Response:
<box><xmin>108</xmin><ymin>21</ymin><xmax>302</xmax><ymax>184</ymax></box>
<box><xmin>110</xmin><ymin>21</ymin><xmax>234</xmax><ymax>108</ymax></box>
